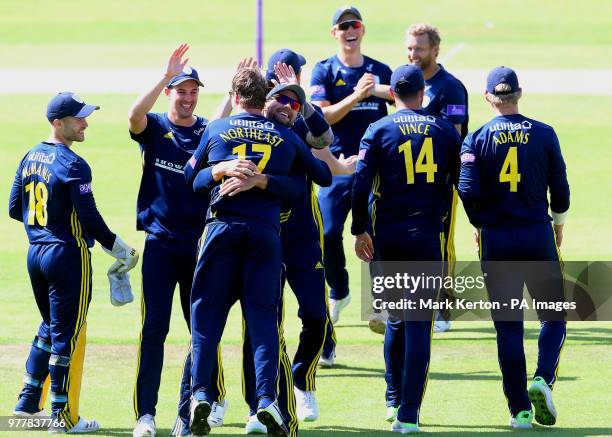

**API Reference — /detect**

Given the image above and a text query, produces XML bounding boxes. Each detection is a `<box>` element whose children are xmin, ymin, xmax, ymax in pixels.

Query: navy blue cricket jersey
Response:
<box><xmin>351</xmin><ymin>109</ymin><xmax>461</xmax><ymax>235</ymax></box>
<box><xmin>310</xmin><ymin>55</ymin><xmax>392</xmax><ymax>157</ymax></box>
<box><xmin>130</xmin><ymin>113</ymin><xmax>209</xmax><ymax>242</ymax></box>
<box><xmin>8</xmin><ymin>142</ymin><xmax>115</xmax><ymax>249</ymax></box>
<box><xmin>185</xmin><ymin>113</ymin><xmax>332</xmax><ymax>229</ymax></box>
<box><xmin>280</xmin><ymin>110</ymin><xmax>322</xmax><ymax>240</ymax></box>
<box><xmin>422</xmin><ymin>64</ymin><xmax>469</xmax><ymax>138</ymax></box>
<box><xmin>458</xmin><ymin>114</ymin><xmax>570</xmax><ymax>227</ymax></box>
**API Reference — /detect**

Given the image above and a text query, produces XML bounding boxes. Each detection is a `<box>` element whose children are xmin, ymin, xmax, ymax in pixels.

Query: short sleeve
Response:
<box><xmin>129</xmin><ymin>113</ymin><xmax>160</xmax><ymax>151</ymax></box>
<box><xmin>439</xmin><ymin>82</ymin><xmax>468</xmax><ymax>125</ymax></box>
<box><xmin>310</xmin><ymin>62</ymin><xmax>330</xmax><ymax>102</ymax></box>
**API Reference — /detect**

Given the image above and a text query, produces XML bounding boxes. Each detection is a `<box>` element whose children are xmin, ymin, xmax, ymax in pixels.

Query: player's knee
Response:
<box><xmin>32</xmin><ymin>336</ymin><xmax>52</xmax><ymax>353</ymax></box>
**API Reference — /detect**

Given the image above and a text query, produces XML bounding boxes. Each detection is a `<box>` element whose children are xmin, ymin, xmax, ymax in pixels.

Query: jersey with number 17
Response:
<box><xmin>458</xmin><ymin>114</ymin><xmax>570</xmax><ymax>227</ymax></box>
<box><xmin>351</xmin><ymin>108</ymin><xmax>460</xmax><ymax>235</ymax></box>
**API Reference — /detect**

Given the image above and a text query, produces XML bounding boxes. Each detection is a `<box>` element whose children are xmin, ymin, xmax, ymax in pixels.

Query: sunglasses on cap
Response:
<box><xmin>274</xmin><ymin>94</ymin><xmax>301</xmax><ymax>111</ymax></box>
<box><xmin>337</xmin><ymin>20</ymin><xmax>362</xmax><ymax>31</ymax></box>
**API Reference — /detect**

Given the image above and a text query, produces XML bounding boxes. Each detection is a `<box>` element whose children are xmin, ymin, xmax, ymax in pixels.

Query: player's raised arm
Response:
<box><xmin>128</xmin><ymin>43</ymin><xmax>190</xmax><ymax>134</ymax></box>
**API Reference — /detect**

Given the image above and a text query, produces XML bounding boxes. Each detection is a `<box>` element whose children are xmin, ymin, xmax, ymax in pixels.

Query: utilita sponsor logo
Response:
<box><xmin>489</xmin><ymin>120</ymin><xmax>532</xmax><ymax>132</ymax></box>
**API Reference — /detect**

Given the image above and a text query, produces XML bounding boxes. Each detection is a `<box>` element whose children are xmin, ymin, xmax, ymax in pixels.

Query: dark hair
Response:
<box><xmin>231</xmin><ymin>68</ymin><xmax>267</xmax><ymax>109</ymax></box>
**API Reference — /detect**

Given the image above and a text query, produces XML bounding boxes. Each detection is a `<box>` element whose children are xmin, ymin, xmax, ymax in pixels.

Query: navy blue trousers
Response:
<box><xmin>378</xmin><ymin>225</ymin><xmax>443</xmax><ymax>424</ymax></box>
<box><xmin>18</xmin><ymin>243</ymin><xmax>91</xmax><ymax>430</ymax></box>
<box><xmin>480</xmin><ymin>222</ymin><xmax>566</xmax><ymax>416</ymax></box>
<box><xmin>191</xmin><ymin>218</ymin><xmax>282</xmax><ymax>408</ymax></box>
<box><xmin>318</xmin><ymin>174</ymin><xmax>353</xmax><ymax>300</ymax></box>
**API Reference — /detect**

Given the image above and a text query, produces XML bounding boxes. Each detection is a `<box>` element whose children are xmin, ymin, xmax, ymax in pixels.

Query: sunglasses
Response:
<box><xmin>274</xmin><ymin>94</ymin><xmax>301</xmax><ymax>111</ymax></box>
<box><xmin>337</xmin><ymin>20</ymin><xmax>362</xmax><ymax>31</ymax></box>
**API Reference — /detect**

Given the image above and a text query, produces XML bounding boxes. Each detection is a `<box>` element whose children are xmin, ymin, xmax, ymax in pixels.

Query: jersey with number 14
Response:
<box><xmin>459</xmin><ymin>114</ymin><xmax>570</xmax><ymax>227</ymax></box>
<box><xmin>352</xmin><ymin>108</ymin><xmax>460</xmax><ymax>235</ymax></box>
<box><xmin>11</xmin><ymin>142</ymin><xmax>96</xmax><ymax>247</ymax></box>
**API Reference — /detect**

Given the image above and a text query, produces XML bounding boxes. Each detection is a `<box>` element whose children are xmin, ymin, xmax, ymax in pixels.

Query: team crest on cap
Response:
<box><xmin>71</xmin><ymin>94</ymin><xmax>84</xmax><ymax>103</ymax></box>
<box><xmin>183</xmin><ymin>66</ymin><xmax>193</xmax><ymax>75</ymax></box>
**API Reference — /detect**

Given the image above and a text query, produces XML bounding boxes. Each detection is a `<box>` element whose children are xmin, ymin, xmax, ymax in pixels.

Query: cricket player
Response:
<box><xmin>352</xmin><ymin>65</ymin><xmax>460</xmax><ymax>433</ymax></box>
<box><xmin>311</xmin><ymin>5</ymin><xmax>393</xmax><ymax>364</ymax></box>
<box><xmin>458</xmin><ymin>67</ymin><xmax>569</xmax><ymax>429</ymax></box>
<box><xmin>8</xmin><ymin>92</ymin><xmax>139</xmax><ymax>433</ymax></box>
<box><xmin>128</xmin><ymin>44</ymin><xmax>224</xmax><ymax>437</ymax></box>
<box><xmin>406</xmin><ymin>23</ymin><xmax>469</xmax><ymax>333</ymax></box>
<box><xmin>184</xmin><ymin>67</ymin><xmax>332</xmax><ymax>437</ymax></box>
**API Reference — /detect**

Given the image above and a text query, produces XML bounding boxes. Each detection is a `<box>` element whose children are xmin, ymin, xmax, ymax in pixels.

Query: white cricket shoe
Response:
<box><xmin>256</xmin><ymin>400</ymin><xmax>289</xmax><ymax>436</ymax></box>
<box><xmin>391</xmin><ymin>419</ymin><xmax>419</xmax><ymax>434</ymax></box>
<box><xmin>13</xmin><ymin>409</ymin><xmax>46</xmax><ymax>417</ymax></box>
<box><xmin>294</xmin><ymin>387</ymin><xmax>319</xmax><ymax>422</ymax></box>
<box><xmin>329</xmin><ymin>295</ymin><xmax>351</xmax><ymax>324</ymax></box>
<box><xmin>50</xmin><ymin>416</ymin><xmax>101</xmax><ymax>434</ymax></box>
<box><xmin>208</xmin><ymin>399</ymin><xmax>228</xmax><ymax>428</ymax></box>
<box><xmin>509</xmin><ymin>410</ymin><xmax>533</xmax><ymax>429</ymax></box>
<box><xmin>133</xmin><ymin>414</ymin><xmax>156</xmax><ymax>437</ymax></box>
<box><xmin>385</xmin><ymin>406</ymin><xmax>398</xmax><ymax>423</ymax></box>
<box><xmin>318</xmin><ymin>352</ymin><xmax>335</xmax><ymax>368</ymax></box>
<box><xmin>245</xmin><ymin>415</ymin><xmax>267</xmax><ymax>434</ymax></box>
<box><xmin>433</xmin><ymin>319</ymin><xmax>451</xmax><ymax>333</ymax></box>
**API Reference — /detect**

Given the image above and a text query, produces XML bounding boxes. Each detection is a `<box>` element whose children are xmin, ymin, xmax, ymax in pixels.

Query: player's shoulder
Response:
<box><xmin>54</xmin><ymin>145</ymin><xmax>91</xmax><ymax>178</ymax></box>
<box><xmin>521</xmin><ymin>115</ymin><xmax>555</xmax><ymax>133</ymax></box>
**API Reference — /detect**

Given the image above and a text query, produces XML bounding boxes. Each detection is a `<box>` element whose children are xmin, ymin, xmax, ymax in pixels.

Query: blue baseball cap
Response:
<box><xmin>391</xmin><ymin>65</ymin><xmax>425</xmax><ymax>95</ymax></box>
<box><xmin>46</xmin><ymin>92</ymin><xmax>99</xmax><ymax>122</ymax></box>
<box><xmin>266</xmin><ymin>49</ymin><xmax>307</xmax><ymax>81</ymax></box>
<box><xmin>167</xmin><ymin>66</ymin><xmax>204</xmax><ymax>88</ymax></box>
<box><xmin>331</xmin><ymin>5</ymin><xmax>362</xmax><ymax>25</ymax></box>
<box><xmin>486</xmin><ymin>66</ymin><xmax>520</xmax><ymax>95</ymax></box>
<box><xmin>267</xmin><ymin>83</ymin><xmax>306</xmax><ymax>109</ymax></box>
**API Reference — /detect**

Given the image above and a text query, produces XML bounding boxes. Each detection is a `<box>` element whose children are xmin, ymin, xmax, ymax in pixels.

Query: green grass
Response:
<box><xmin>0</xmin><ymin>0</ymin><xmax>610</xmax><ymax>68</ymax></box>
<box><xmin>1</xmin><ymin>92</ymin><xmax>611</xmax><ymax>435</ymax></box>
<box><xmin>1</xmin><ymin>2</ymin><xmax>612</xmax><ymax>434</ymax></box>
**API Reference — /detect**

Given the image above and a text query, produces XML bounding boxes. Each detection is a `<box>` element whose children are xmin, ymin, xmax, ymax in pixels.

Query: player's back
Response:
<box><xmin>363</xmin><ymin>109</ymin><xmax>460</xmax><ymax>231</ymax></box>
<box><xmin>460</xmin><ymin>114</ymin><xmax>568</xmax><ymax>226</ymax></box>
<box><xmin>202</xmin><ymin>113</ymin><xmax>302</xmax><ymax>228</ymax></box>
<box><xmin>15</xmin><ymin>142</ymin><xmax>94</xmax><ymax>247</ymax></box>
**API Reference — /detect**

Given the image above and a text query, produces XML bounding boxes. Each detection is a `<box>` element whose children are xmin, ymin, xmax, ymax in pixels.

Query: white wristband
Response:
<box><xmin>551</xmin><ymin>211</ymin><xmax>568</xmax><ymax>225</ymax></box>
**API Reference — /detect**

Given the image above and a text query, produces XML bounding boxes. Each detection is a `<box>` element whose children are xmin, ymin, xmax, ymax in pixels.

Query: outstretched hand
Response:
<box><xmin>273</xmin><ymin>62</ymin><xmax>299</xmax><ymax>86</ymax></box>
<box><xmin>236</xmin><ymin>57</ymin><xmax>258</xmax><ymax>73</ymax></box>
<box><xmin>166</xmin><ymin>43</ymin><xmax>190</xmax><ymax>78</ymax></box>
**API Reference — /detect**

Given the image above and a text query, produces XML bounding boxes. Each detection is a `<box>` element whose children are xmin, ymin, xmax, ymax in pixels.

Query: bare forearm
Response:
<box><xmin>128</xmin><ymin>74</ymin><xmax>173</xmax><ymax>132</ymax></box>
<box><xmin>316</xmin><ymin>92</ymin><xmax>361</xmax><ymax>125</ymax></box>
<box><xmin>312</xmin><ymin>147</ymin><xmax>342</xmax><ymax>175</ymax></box>
<box><xmin>371</xmin><ymin>85</ymin><xmax>392</xmax><ymax>101</ymax></box>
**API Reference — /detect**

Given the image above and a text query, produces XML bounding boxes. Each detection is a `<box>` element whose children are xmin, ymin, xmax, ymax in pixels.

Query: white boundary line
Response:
<box><xmin>439</xmin><ymin>42</ymin><xmax>466</xmax><ymax>64</ymax></box>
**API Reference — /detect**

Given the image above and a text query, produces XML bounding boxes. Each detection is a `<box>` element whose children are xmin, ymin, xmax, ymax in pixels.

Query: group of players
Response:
<box><xmin>8</xmin><ymin>4</ymin><xmax>569</xmax><ymax>436</ymax></box>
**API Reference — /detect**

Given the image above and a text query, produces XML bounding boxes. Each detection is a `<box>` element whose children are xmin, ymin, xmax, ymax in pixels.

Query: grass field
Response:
<box><xmin>1</xmin><ymin>1</ymin><xmax>611</xmax><ymax>436</ymax></box>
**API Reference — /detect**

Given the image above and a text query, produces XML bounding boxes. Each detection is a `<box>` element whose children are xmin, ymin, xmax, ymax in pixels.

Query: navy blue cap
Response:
<box><xmin>486</xmin><ymin>66</ymin><xmax>520</xmax><ymax>95</ymax></box>
<box><xmin>266</xmin><ymin>49</ymin><xmax>307</xmax><ymax>81</ymax></box>
<box><xmin>46</xmin><ymin>92</ymin><xmax>99</xmax><ymax>122</ymax></box>
<box><xmin>391</xmin><ymin>65</ymin><xmax>425</xmax><ymax>95</ymax></box>
<box><xmin>332</xmin><ymin>5</ymin><xmax>362</xmax><ymax>25</ymax></box>
<box><xmin>167</xmin><ymin>66</ymin><xmax>204</xmax><ymax>88</ymax></box>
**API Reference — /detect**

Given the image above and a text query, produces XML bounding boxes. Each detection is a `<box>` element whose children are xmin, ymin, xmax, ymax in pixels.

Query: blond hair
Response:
<box><xmin>487</xmin><ymin>89</ymin><xmax>522</xmax><ymax>105</ymax></box>
<box><xmin>406</xmin><ymin>23</ymin><xmax>441</xmax><ymax>47</ymax></box>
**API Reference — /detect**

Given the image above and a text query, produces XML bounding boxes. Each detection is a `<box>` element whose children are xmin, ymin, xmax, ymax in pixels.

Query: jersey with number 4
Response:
<box><xmin>458</xmin><ymin>114</ymin><xmax>570</xmax><ymax>227</ymax></box>
<box><xmin>352</xmin><ymin>108</ymin><xmax>460</xmax><ymax>235</ymax></box>
<box><xmin>11</xmin><ymin>142</ymin><xmax>97</xmax><ymax>247</ymax></box>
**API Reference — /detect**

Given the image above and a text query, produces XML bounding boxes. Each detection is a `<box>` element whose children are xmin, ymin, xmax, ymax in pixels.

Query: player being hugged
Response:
<box><xmin>458</xmin><ymin>67</ymin><xmax>570</xmax><ymax>429</ymax></box>
<box><xmin>351</xmin><ymin>65</ymin><xmax>460</xmax><ymax>433</ymax></box>
<box><xmin>310</xmin><ymin>5</ymin><xmax>393</xmax><ymax>365</ymax></box>
<box><xmin>8</xmin><ymin>92</ymin><xmax>139</xmax><ymax>433</ymax></box>
<box><xmin>184</xmin><ymin>67</ymin><xmax>331</xmax><ymax>437</ymax></box>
